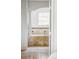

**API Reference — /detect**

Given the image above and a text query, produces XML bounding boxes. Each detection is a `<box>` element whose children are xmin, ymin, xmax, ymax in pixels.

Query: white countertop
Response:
<box><xmin>27</xmin><ymin>47</ymin><xmax>49</xmax><ymax>53</ymax></box>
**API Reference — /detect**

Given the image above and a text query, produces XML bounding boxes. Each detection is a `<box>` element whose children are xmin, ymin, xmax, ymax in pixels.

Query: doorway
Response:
<box><xmin>27</xmin><ymin>0</ymin><xmax>51</xmax><ymax>59</ymax></box>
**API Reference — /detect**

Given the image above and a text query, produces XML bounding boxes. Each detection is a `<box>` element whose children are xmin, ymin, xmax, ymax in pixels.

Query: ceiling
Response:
<box><xmin>29</xmin><ymin>0</ymin><xmax>49</xmax><ymax>1</ymax></box>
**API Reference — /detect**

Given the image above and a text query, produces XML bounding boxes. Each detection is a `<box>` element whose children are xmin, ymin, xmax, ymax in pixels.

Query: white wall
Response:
<box><xmin>53</xmin><ymin>0</ymin><xmax>57</xmax><ymax>52</ymax></box>
<box><xmin>21</xmin><ymin>0</ymin><xmax>28</xmax><ymax>50</ymax></box>
<box><xmin>50</xmin><ymin>0</ymin><xmax>57</xmax><ymax>57</ymax></box>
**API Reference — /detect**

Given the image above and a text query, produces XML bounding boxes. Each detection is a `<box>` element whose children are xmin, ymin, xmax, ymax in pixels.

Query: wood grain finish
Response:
<box><xmin>28</xmin><ymin>36</ymin><xmax>49</xmax><ymax>47</ymax></box>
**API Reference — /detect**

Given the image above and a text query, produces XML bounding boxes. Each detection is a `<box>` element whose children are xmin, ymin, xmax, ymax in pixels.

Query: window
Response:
<box><xmin>38</xmin><ymin>12</ymin><xmax>50</xmax><ymax>26</ymax></box>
